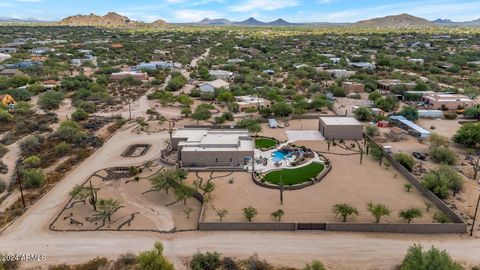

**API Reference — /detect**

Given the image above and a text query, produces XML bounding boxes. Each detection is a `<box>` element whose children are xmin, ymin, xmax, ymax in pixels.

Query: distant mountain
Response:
<box><xmin>58</xmin><ymin>12</ymin><xmax>142</xmax><ymax>27</ymax></box>
<box><xmin>354</xmin><ymin>13</ymin><xmax>436</xmax><ymax>28</ymax></box>
<box><xmin>0</xmin><ymin>17</ymin><xmax>47</xmax><ymax>23</ymax></box>
<box><xmin>236</xmin><ymin>17</ymin><xmax>266</xmax><ymax>26</ymax></box>
<box><xmin>150</xmin><ymin>19</ymin><xmax>168</xmax><ymax>27</ymax></box>
<box><xmin>433</xmin><ymin>18</ymin><xmax>480</xmax><ymax>26</ymax></box>
<box><xmin>198</xmin><ymin>18</ymin><xmax>233</xmax><ymax>25</ymax></box>
<box><xmin>266</xmin><ymin>19</ymin><xmax>293</xmax><ymax>26</ymax></box>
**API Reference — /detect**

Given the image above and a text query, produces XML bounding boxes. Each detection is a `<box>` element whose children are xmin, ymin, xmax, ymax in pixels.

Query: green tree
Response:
<box><xmin>38</xmin><ymin>91</ymin><xmax>65</xmax><ymax>111</ymax></box>
<box><xmin>190</xmin><ymin>251</ymin><xmax>221</xmax><ymax>270</ymax></box>
<box><xmin>177</xmin><ymin>94</ymin><xmax>193</xmax><ymax>108</ymax></box>
<box><xmin>430</xmin><ymin>146</ymin><xmax>456</xmax><ymax>165</ymax></box>
<box><xmin>72</xmin><ymin>109</ymin><xmax>89</xmax><ymax>122</ymax></box>
<box><xmin>453</xmin><ymin>123</ymin><xmax>480</xmax><ymax>147</ymax></box>
<box><xmin>354</xmin><ymin>107</ymin><xmax>373</xmax><ymax>121</ymax></box>
<box><xmin>149</xmin><ymin>169</ymin><xmax>181</xmax><ymax>194</ymax></box>
<box><xmin>332</xmin><ymin>203</ymin><xmax>359</xmax><ymax>222</ymax></box>
<box><xmin>22</xmin><ymin>168</ymin><xmax>45</xmax><ymax>188</ymax></box>
<box><xmin>56</xmin><ymin>120</ymin><xmax>87</xmax><ymax>144</ymax></box>
<box><xmin>96</xmin><ymin>198</ymin><xmax>121</xmax><ymax>222</ymax></box>
<box><xmin>399</xmin><ymin>208</ymin><xmax>423</xmax><ymax>223</ymax></box>
<box><xmin>272</xmin><ymin>102</ymin><xmax>293</xmax><ymax>117</ymax></box>
<box><xmin>367</xmin><ymin>202</ymin><xmax>391</xmax><ymax>223</ymax></box>
<box><xmin>243</xmin><ymin>206</ymin><xmax>258</xmax><ymax>222</ymax></box>
<box><xmin>137</xmin><ymin>242</ymin><xmax>174</xmax><ymax>270</ymax></box>
<box><xmin>368</xmin><ymin>91</ymin><xmax>382</xmax><ymax>101</ymax></box>
<box><xmin>304</xmin><ymin>261</ymin><xmax>326</xmax><ymax>270</ymax></box>
<box><xmin>216</xmin><ymin>209</ymin><xmax>228</xmax><ymax>222</ymax></box>
<box><xmin>399</xmin><ymin>244</ymin><xmax>463</xmax><ymax>270</ymax></box>
<box><xmin>393</xmin><ymin>153</ymin><xmax>416</xmax><ymax>171</ymax></box>
<box><xmin>433</xmin><ymin>212</ymin><xmax>452</xmax><ymax>224</ymax></box>
<box><xmin>69</xmin><ymin>185</ymin><xmax>91</xmax><ymax>202</ymax></box>
<box><xmin>192</xmin><ymin>106</ymin><xmax>212</xmax><ymax>124</ymax></box>
<box><xmin>399</xmin><ymin>106</ymin><xmax>419</xmax><ymax>121</ymax></box>
<box><xmin>271</xmin><ymin>209</ymin><xmax>285</xmax><ymax>222</ymax></box>
<box><xmin>174</xmin><ymin>184</ymin><xmax>196</xmax><ymax>205</ymax></box>
<box><xmin>375</xmin><ymin>95</ymin><xmax>399</xmax><ymax>112</ymax></box>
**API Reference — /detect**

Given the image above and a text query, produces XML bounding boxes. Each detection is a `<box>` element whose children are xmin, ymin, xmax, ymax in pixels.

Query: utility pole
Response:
<box><xmin>279</xmin><ymin>177</ymin><xmax>284</xmax><ymax>205</ymax></box>
<box><xmin>471</xmin><ymin>191</ymin><xmax>480</xmax><ymax>237</ymax></box>
<box><xmin>128</xmin><ymin>98</ymin><xmax>132</xmax><ymax>120</ymax></box>
<box><xmin>16</xmin><ymin>164</ymin><xmax>25</xmax><ymax>208</ymax></box>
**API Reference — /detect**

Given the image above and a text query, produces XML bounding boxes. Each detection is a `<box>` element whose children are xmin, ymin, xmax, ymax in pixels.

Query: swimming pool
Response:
<box><xmin>271</xmin><ymin>150</ymin><xmax>293</xmax><ymax>162</ymax></box>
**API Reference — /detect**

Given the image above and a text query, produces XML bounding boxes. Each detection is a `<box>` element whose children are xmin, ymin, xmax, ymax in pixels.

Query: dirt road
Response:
<box><xmin>0</xmin><ymin>125</ymin><xmax>479</xmax><ymax>269</ymax></box>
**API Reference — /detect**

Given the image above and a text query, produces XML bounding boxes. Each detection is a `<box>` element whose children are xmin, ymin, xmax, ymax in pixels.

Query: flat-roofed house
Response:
<box><xmin>235</xmin><ymin>95</ymin><xmax>271</xmax><ymax>112</ymax></box>
<box><xmin>171</xmin><ymin>128</ymin><xmax>254</xmax><ymax>167</ymax></box>
<box><xmin>319</xmin><ymin>117</ymin><xmax>363</xmax><ymax>140</ymax></box>
<box><xmin>423</xmin><ymin>93</ymin><xmax>474</xmax><ymax>110</ymax></box>
<box><xmin>209</xmin><ymin>70</ymin><xmax>233</xmax><ymax>81</ymax></box>
<box><xmin>110</xmin><ymin>71</ymin><xmax>148</xmax><ymax>81</ymax></box>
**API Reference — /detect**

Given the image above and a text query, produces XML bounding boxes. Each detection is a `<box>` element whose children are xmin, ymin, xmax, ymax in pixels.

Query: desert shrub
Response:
<box><xmin>422</xmin><ymin>165</ymin><xmax>464</xmax><ymax>199</ymax></box>
<box><xmin>304</xmin><ymin>261</ymin><xmax>326</xmax><ymax>270</ymax></box>
<box><xmin>430</xmin><ymin>146</ymin><xmax>456</xmax><ymax>165</ymax></box>
<box><xmin>74</xmin><ymin>257</ymin><xmax>109</xmax><ymax>270</ymax></box>
<box><xmin>113</xmin><ymin>252</ymin><xmax>137</xmax><ymax>269</ymax></box>
<box><xmin>393</xmin><ymin>153</ymin><xmax>415</xmax><ymax>171</ymax></box>
<box><xmin>444</xmin><ymin>111</ymin><xmax>458</xmax><ymax>120</ymax></box>
<box><xmin>453</xmin><ymin>123</ymin><xmax>480</xmax><ymax>147</ymax></box>
<box><xmin>399</xmin><ymin>106</ymin><xmax>419</xmax><ymax>121</ymax></box>
<box><xmin>353</xmin><ymin>107</ymin><xmax>372</xmax><ymax>121</ymax></box>
<box><xmin>399</xmin><ymin>244</ymin><xmax>463</xmax><ymax>270</ymax></box>
<box><xmin>190</xmin><ymin>251</ymin><xmax>222</xmax><ymax>270</ymax></box>
<box><xmin>72</xmin><ymin>109</ymin><xmax>89</xmax><ymax>122</ymax></box>
<box><xmin>0</xmin><ymin>109</ymin><xmax>13</xmax><ymax>123</ymax></box>
<box><xmin>19</xmin><ymin>135</ymin><xmax>41</xmax><ymax>155</ymax></box>
<box><xmin>0</xmin><ymin>144</ymin><xmax>7</xmax><ymax>158</ymax></box>
<box><xmin>433</xmin><ymin>212</ymin><xmax>452</xmax><ymax>224</ymax></box>
<box><xmin>239</xmin><ymin>254</ymin><xmax>274</xmax><ymax>270</ymax></box>
<box><xmin>369</xmin><ymin>143</ymin><xmax>384</xmax><ymax>160</ymax></box>
<box><xmin>22</xmin><ymin>168</ymin><xmax>45</xmax><ymax>188</ymax></box>
<box><xmin>54</xmin><ymin>142</ymin><xmax>72</xmax><ymax>157</ymax></box>
<box><xmin>56</xmin><ymin>121</ymin><xmax>87</xmax><ymax>145</ymax></box>
<box><xmin>0</xmin><ymin>179</ymin><xmax>6</xmax><ymax>193</ymax></box>
<box><xmin>38</xmin><ymin>91</ymin><xmax>65</xmax><ymax>111</ymax></box>
<box><xmin>23</xmin><ymin>155</ymin><xmax>41</xmax><ymax>168</ymax></box>
<box><xmin>365</xmin><ymin>125</ymin><xmax>379</xmax><ymax>136</ymax></box>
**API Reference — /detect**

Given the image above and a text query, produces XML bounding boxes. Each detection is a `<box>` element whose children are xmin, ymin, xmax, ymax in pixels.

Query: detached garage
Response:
<box><xmin>319</xmin><ymin>117</ymin><xmax>363</xmax><ymax>140</ymax></box>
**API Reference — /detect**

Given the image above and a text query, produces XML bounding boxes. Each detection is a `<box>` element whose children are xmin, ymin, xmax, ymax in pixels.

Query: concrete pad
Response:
<box><xmin>286</xmin><ymin>130</ymin><xmax>325</xmax><ymax>142</ymax></box>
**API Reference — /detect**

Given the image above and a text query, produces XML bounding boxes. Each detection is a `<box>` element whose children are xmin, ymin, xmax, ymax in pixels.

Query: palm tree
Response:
<box><xmin>149</xmin><ymin>169</ymin><xmax>180</xmax><ymax>194</ymax></box>
<box><xmin>332</xmin><ymin>203</ymin><xmax>359</xmax><ymax>222</ymax></box>
<box><xmin>399</xmin><ymin>208</ymin><xmax>423</xmax><ymax>223</ymax></box>
<box><xmin>97</xmin><ymin>198</ymin><xmax>122</xmax><ymax>222</ymax></box>
<box><xmin>366</xmin><ymin>202</ymin><xmax>391</xmax><ymax>223</ymax></box>
<box><xmin>271</xmin><ymin>209</ymin><xmax>285</xmax><ymax>222</ymax></box>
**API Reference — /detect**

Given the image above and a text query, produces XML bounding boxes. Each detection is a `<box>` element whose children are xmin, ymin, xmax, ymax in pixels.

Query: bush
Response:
<box><xmin>369</xmin><ymin>143</ymin><xmax>384</xmax><ymax>161</ymax></box>
<box><xmin>393</xmin><ymin>153</ymin><xmax>415</xmax><ymax>171</ymax></box>
<box><xmin>113</xmin><ymin>252</ymin><xmax>137</xmax><ymax>269</ymax></box>
<box><xmin>453</xmin><ymin>123</ymin><xmax>480</xmax><ymax>147</ymax></box>
<box><xmin>0</xmin><ymin>179</ymin><xmax>6</xmax><ymax>193</ymax></box>
<box><xmin>444</xmin><ymin>111</ymin><xmax>458</xmax><ymax>120</ymax></box>
<box><xmin>0</xmin><ymin>109</ymin><xmax>13</xmax><ymax>123</ymax></box>
<box><xmin>422</xmin><ymin>165</ymin><xmax>464</xmax><ymax>199</ymax></box>
<box><xmin>304</xmin><ymin>261</ymin><xmax>326</xmax><ymax>270</ymax></box>
<box><xmin>353</xmin><ymin>107</ymin><xmax>373</xmax><ymax>121</ymax></box>
<box><xmin>365</xmin><ymin>125</ymin><xmax>379</xmax><ymax>136</ymax></box>
<box><xmin>399</xmin><ymin>244</ymin><xmax>463</xmax><ymax>270</ymax></box>
<box><xmin>54</xmin><ymin>142</ymin><xmax>71</xmax><ymax>157</ymax></box>
<box><xmin>0</xmin><ymin>144</ymin><xmax>7</xmax><ymax>158</ymax></box>
<box><xmin>399</xmin><ymin>106</ymin><xmax>419</xmax><ymax>121</ymax></box>
<box><xmin>72</xmin><ymin>109</ymin><xmax>89</xmax><ymax>122</ymax></box>
<box><xmin>56</xmin><ymin>121</ymin><xmax>87</xmax><ymax>144</ymax></box>
<box><xmin>430</xmin><ymin>146</ymin><xmax>456</xmax><ymax>165</ymax></box>
<box><xmin>22</xmin><ymin>168</ymin><xmax>45</xmax><ymax>188</ymax></box>
<box><xmin>23</xmin><ymin>155</ymin><xmax>41</xmax><ymax>168</ymax></box>
<box><xmin>19</xmin><ymin>135</ymin><xmax>41</xmax><ymax>155</ymax></box>
<box><xmin>38</xmin><ymin>91</ymin><xmax>65</xmax><ymax>111</ymax></box>
<box><xmin>190</xmin><ymin>251</ymin><xmax>222</xmax><ymax>270</ymax></box>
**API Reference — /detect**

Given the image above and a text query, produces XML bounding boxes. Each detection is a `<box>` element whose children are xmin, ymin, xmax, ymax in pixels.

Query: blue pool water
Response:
<box><xmin>271</xmin><ymin>150</ymin><xmax>292</xmax><ymax>162</ymax></box>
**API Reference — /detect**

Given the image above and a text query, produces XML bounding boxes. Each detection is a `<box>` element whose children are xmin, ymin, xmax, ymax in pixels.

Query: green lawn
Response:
<box><xmin>263</xmin><ymin>162</ymin><xmax>325</xmax><ymax>186</ymax></box>
<box><xmin>255</xmin><ymin>138</ymin><xmax>277</xmax><ymax>149</ymax></box>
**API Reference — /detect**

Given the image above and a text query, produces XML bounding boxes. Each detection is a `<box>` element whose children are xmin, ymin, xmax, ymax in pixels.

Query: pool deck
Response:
<box><xmin>251</xmin><ymin>141</ymin><xmax>323</xmax><ymax>173</ymax></box>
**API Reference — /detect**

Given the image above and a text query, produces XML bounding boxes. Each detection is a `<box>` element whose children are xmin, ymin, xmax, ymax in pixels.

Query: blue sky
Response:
<box><xmin>2</xmin><ymin>0</ymin><xmax>480</xmax><ymax>23</ymax></box>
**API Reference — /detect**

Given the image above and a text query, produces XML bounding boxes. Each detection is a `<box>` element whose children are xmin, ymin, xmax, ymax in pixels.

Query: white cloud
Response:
<box><xmin>173</xmin><ymin>9</ymin><xmax>224</xmax><ymax>22</ymax></box>
<box><xmin>231</xmin><ymin>0</ymin><xmax>299</xmax><ymax>12</ymax></box>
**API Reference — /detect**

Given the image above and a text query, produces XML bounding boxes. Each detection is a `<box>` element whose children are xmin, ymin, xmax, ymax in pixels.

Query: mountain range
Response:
<box><xmin>4</xmin><ymin>12</ymin><xmax>480</xmax><ymax>28</ymax></box>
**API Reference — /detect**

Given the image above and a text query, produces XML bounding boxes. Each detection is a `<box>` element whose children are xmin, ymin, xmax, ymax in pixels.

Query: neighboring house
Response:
<box><xmin>0</xmin><ymin>53</ymin><xmax>11</xmax><ymax>62</ymax></box>
<box><xmin>5</xmin><ymin>61</ymin><xmax>43</xmax><ymax>69</ymax></box>
<box><xmin>0</xmin><ymin>69</ymin><xmax>24</xmax><ymax>77</ymax></box>
<box><xmin>209</xmin><ymin>70</ymin><xmax>233</xmax><ymax>81</ymax></box>
<box><xmin>263</xmin><ymin>69</ymin><xmax>275</xmax><ymax>75</ymax></box>
<box><xmin>71</xmin><ymin>55</ymin><xmax>97</xmax><ymax>66</ymax></box>
<box><xmin>227</xmin><ymin>59</ymin><xmax>245</xmax><ymax>64</ymax></box>
<box><xmin>29</xmin><ymin>47</ymin><xmax>54</xmax><ymax>55</ymax></box>
<box><xmin>408</xmin><ymin>58</ymin><xmax>425</xmax><ymax>65</ymax></box>
<box><xmin>133</xmin><ymin>61</ymin><xmax>182</xmax><ymax>71</ymax></box>
<box><xmin>325</xmin><ymin>69</ymin><xmax>356</xmax><ymax>78</ymax></box>
<box><xmin>423</xmin><ymin>93</ymin><xmax>474</xmax><ymax>110</ymax></box>
<box><xmin>350</xmin><ymin>62</ymin><xmax>376</xmax><ymax>70</ymax></box>
<box><xmin>0</xmin><ymin>48</ymin><xmax>17</xmax><ymax>54</ymax></box>
<box><xmin>377</xmin><ymin>80</ymin><xmax>416</xmax><ymax>91</ymax></box>
<box><xmin>235</xmin><ymin>95</ymin><xmax>271</xmax><ymax>112</ymax></box>
<box><xmin>342</xmin><ymin>82</ymin><xmax>365</xmax><ymax>93</ymax></box>
<box><xmin>199</xmin><ymin>79</ymin><xmax>230</xmax><ymax>93</ymax></box>
<box><xmin>171</xmin><ymin>128</ymin><xmax>254</xmax><ymax>168</ymax></box>
<box><xmin>42</xmin><ymin>80</ymin><xmax>60</xmax><ymax>90</ymax></box>
<box><xmin>319</xmin><ymin>117</ymin><xmax>363</xmax><ymax>140</ymax></box>
<box><xmin>110</xmin><ymin>71</ymin><xmax>148</xmax><ymax>81</ymax></box>
<box><xmin>389</xmin><ymin>115</ymin><xmax>431</xmax><ymax>138</ymax></box>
